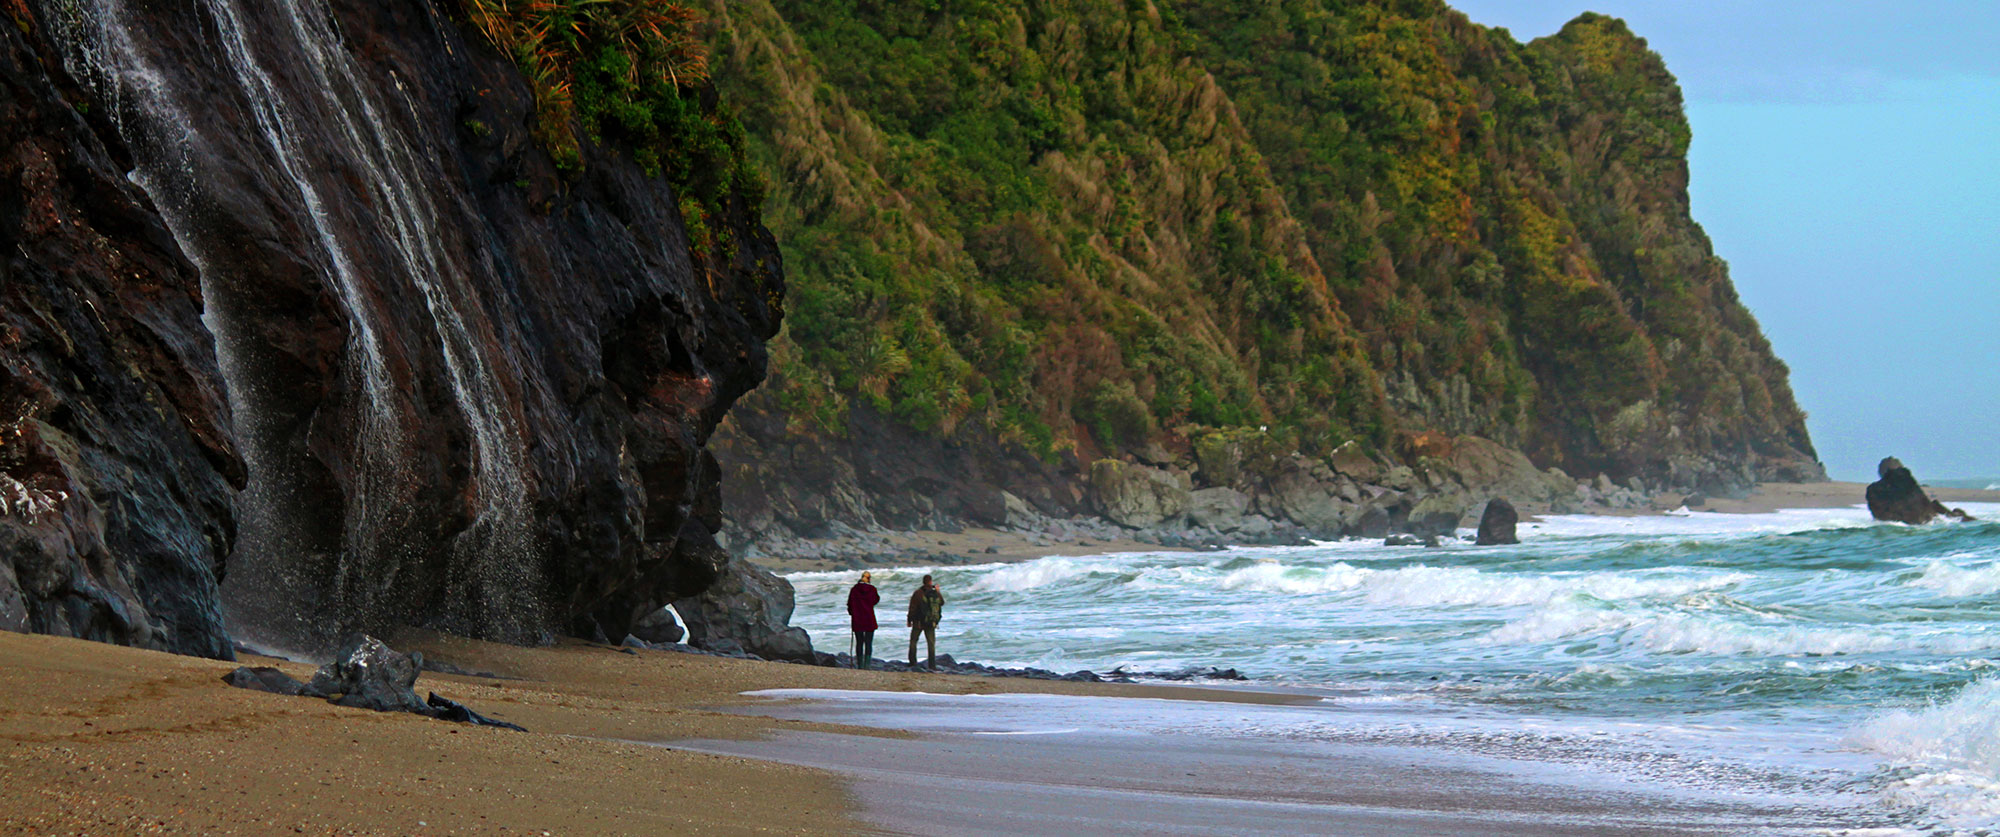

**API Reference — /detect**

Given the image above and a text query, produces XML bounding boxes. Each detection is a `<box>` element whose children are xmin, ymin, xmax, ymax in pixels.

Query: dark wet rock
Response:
<box><xmin>1475</xmin><ymin>498</ymin><xmax>1520</xmax><ymax>545</ymax></box>
<box><xmin>674</xmin><ymin>559</ymin><xmax>815</xmax><ymax>662</ymax></box>
<box><xmin>304</xmin><ymin>635</ymin><xmax>431</xmax><ymax>715</ymax></box>
<box><xmin>1868</xmin><ymin>457</ymin><xmax>1976</xmax><ymax>525</ymax></box>
<box><xmin>1384</xmin><ymin>533</ymin><xmax>1422</xmax><ymax>547</ymax></box>
<box><xmin>222</xmin><ymin>666</ymin><xmax>305</xmax><ymax>696</ymax></box>
<box><xmin>0</xmin><ymin>17</ymin><xmax>242</xmax><ymax>658</ymax></box>
<box><xmin>629</xmin><ymin>607</ymin><xmax>685</xmax><ymax>646</ymax></box>
<box><xmin>27</xmin><ymin>0</ymin><xmax>780</xmax><ymax>650</ymax></box>
<box><xmin>425</xmin><ymin>693</ymin><xmax>525</xmax><ymax>732</ymax></box>
<box><xmin>1680</xmin><ymin>492</ymin><xmax>1707</xmax><ymax>509</ymax></box>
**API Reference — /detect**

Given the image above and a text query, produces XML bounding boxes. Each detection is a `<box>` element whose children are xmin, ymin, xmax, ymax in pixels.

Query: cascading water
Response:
<box><xmin>45</xmin><ymin>0</ymin><xmax>546</xmax><ymax>649</ymax></box>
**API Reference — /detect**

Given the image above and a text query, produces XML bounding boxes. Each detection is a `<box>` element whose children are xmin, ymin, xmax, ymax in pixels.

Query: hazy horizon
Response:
<box><xmin>1450</xmin><ymin>1</ymin><xmax>1999</xmax><ymax>482</ymax></box>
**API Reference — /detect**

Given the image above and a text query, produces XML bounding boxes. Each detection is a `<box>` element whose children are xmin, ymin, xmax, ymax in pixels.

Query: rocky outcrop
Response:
<box><xmin>1476</xmin><ymin>499</ymin><xmax>1520</xmax><ymax>545</ymax></box>
<box><xmin>224</xmin><ymin>634</ymin><xmax>524</xmax><ymax>729</ymax></box>
<box><xmin>673</xmin><ymin>559</ymin><xmax>813</xmax><ymax>661</ymax></box>
<box><xmin>628</xmin><ymin>606</ymin><xmax>685</xmax><ymax>646</ymax></box>
<box><xmin>1186</xmin><ymin>487</ymin><xmax>1252</xmax><ymax>531</ymax></box>
<box><xmin>1867</xmin><ymin>458</ymin><xmax>1975</xmax><ymax>525</ymax></box>
<box><xmin>0</xmin><ymin>17</ymin><xmax>243</xmax><ymax>658</ymax></box>
<box><xmin>1089</xmin><ymin>460</ymin><xmax>1191</xmax><ymax>528</ymax></box>
<box><xmin>302</xmin><ymin>635</ymin><xmax>431</xmax><ymax>715</ymax></box>
<box><xmin>25</xmin><ymin>0</ymin><xmax>781</xmax><ymax>650</ymax></box>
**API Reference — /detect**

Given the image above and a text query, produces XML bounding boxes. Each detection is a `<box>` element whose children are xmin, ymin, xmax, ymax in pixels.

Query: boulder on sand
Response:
<box><xmin>301</xmin><ymin>635</ymin><xmax>432</xmax><ymax>714</ymax></box>
<box><xmin>629</xmin><ymin>606</ymin><xmax>685</xmax><ymax>645</ymax></box>
<box><xmin>221</xmin><ymin>666</ymin><xmax>305</xmax><ymax>696</ymax></box>
<box><xmin>674</xmin><ymin>559</ymin><xmax>815</xmax><ymax>662</ymax></box>
<box><xmin>1476</xmin><ymin>498</ymin><xmax>1520</xmax><ymax>545</ymax></box>
<box><xmin>1867</xmin><ymin>457</ymin><xmax>1976</xmax><ymax>524</ymax></box>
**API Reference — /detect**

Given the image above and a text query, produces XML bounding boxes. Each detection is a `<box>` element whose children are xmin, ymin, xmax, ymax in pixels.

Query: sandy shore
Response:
<box><xmin>0</xmin><ymin>630</ymin><xmax>1292</xmax><ymax>835</ymax></box>
<box><xmin>0</xmin><ymin>630</ymin><xmax>1861</xmax><ymax>835</ymax></box>
<box><xmin>757</xmin><ymin>480</ymin><xmax>2000</xmax><ymax>574</ymax></box>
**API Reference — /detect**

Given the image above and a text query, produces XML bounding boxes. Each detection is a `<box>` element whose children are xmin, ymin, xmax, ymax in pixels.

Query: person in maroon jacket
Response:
<box><xmin>845</xmin><ymin>571</ymin><xmax>880</xmax><ymax>669</ymax></box>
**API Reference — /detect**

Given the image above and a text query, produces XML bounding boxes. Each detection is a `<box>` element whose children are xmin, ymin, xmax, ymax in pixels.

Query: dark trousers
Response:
<box><xmin>852</xmin><ymin>630</ymin><xmax>874</xmax><ymax>669</ymax></box>
<box><xmin>909</xmin><ymin>623</ymin><xmax>936</xmax><ymax>668</ymax></box>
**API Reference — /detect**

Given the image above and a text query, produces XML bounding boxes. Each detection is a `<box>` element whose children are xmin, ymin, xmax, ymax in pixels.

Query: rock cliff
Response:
<box><xmin>703</xmin><ymin>0</ymin><xmax>1823</xmax><ymax>553</ymax></box>
<box><xmin>7</xmin><ymin>0</ymin><xmax>780</xmax><ymax>652</ymax></box>
<box><xmin>1</xmin><ymin>18</ymin><xmax>243</xmax><ymax>657</ymax></box>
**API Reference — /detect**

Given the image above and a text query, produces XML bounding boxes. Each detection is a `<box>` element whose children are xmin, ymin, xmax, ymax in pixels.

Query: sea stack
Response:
<box><xmin>1866</xmin><ymin>457</ymin><xmax>1975</xmax><ymax>524</ymax></box>
<box><xmin>1476</xmin><ymin>498</ymin><xmax>1521</xmax><ymax>545</ymax></box>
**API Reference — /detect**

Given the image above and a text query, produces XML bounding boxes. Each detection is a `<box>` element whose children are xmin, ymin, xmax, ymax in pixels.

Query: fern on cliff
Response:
<box><xmin>460</xmin><ymin>0</ymin><xmax>761</xmax><ymax>257</ymax></box>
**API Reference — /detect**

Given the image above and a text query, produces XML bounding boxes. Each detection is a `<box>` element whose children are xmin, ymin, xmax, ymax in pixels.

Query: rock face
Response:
<box><xmin>674</xmin><ymin>559</ymin><xmax>814</xmax><ymax>662</ymax></box>
<box><xmin>0</xmin><ymin>18</ymin><xmax>243</xmax><ymax>658</ymax></box>
<box><xmin>1089</xmin><ymin>460</ymin><xmax>1191</xmax><ymax>529</ymax></box>
<box><xmin>1187</xmin><ymin>487</ymin><xmax>1252</xmax><ymax>531</ymax></box>
<box><xmin>1476</xmin><ymin>499</ymin><xmax>1520</xmax><ymax>545</ymax></box>
<box><xmin>1867</xmin><ymin>458</ymin><xmax>1974</xmax><ymax>525</ymax></box>
<box><xmin>24</xmin><ymin>0</ymin><xmax>781</xmax><ymax>650</ymax></box>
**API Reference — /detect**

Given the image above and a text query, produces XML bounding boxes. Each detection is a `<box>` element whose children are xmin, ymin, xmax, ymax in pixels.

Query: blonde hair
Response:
<box><xmin>859</xmin><ymin>571</ymin><xmax>872</xmax><ymax>582</ymax></box>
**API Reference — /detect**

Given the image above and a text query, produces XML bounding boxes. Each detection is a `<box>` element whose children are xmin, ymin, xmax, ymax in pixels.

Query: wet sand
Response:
<box><xmin>0</xmin><ymin>630</ymin><xmax>1292</xmax><ymax>835</ymax></box>
<box><xmin>1</xmin><ymin>628</ymin><xmax>1870</xmax><ymax>835</ymax></box>
<box><xmin>689</xmin><ymin>689</ymin><xmax>1859</xmax><ymax>836</ymax></box>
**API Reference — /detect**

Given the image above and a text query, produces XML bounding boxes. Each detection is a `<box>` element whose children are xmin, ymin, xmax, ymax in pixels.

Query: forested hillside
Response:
<box><xmin>698</xmin><ymin>0</ymin><xmax>1821</xmax><ymax>540</ymax></box>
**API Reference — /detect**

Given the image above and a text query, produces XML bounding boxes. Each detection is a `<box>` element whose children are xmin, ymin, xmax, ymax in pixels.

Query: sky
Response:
<box><xmin>1448</xmin><ymin>1</ymin><xmax>2000</xmax><ymax>482</ymax></box>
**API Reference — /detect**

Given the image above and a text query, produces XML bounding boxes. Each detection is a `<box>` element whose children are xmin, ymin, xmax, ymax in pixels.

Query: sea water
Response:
<box><xmin>786</xmin><ymin>504</ymin><xmax>2000</xmax><ymax>833</ymax></box>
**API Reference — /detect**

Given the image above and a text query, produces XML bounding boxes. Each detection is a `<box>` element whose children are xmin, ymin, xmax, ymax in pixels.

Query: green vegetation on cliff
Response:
<box><xmin>460</xmin><ymin>0</ymin><xmax>762</xmax><ymax>256</ymax></box>
<box><xmin>701</xmin><ymin>0</ymin><xmax>1816</xmax><ymax>485</ymax></box>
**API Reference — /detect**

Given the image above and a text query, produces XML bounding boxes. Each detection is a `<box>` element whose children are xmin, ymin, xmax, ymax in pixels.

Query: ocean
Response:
<box><xmin>786</xmin><ymin>504</ymin><xmax>2000</xmax><ymax>833</ymax></box>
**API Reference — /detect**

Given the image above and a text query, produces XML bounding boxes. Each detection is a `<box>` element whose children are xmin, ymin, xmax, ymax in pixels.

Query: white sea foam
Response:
<box><xmin>1213</xmin><ymin>561</ymin><xmax>1368</xmax><ymax>594</ymax></box>
<box><xmin>1908</xmin><ymin>560</ymin><xmax>2000</xmax><ymax>598</ymax></box>
<box><xmin>1207</xmin><ymin>560</ymin><xmax>1748</xmax><ymax>610</ymax></box>
<box><xmin>969</xmin><ymin>558</ymin><xmax>1097</xmax><ymax>593</ymax></box>
<box><xmin>1853</xmin><ymin>678</ymin><xmax>2000</xmax><ymax>827</ymax></box>
<box><xmin>1486</xmin><ymin>602</ymin><xmax>2000</xmax><ymax>658</ymax></box>
<box><xmin>1526</xmin><ymin>506</ymin><xmax>1875</xmax><ymax>540</ymax></box>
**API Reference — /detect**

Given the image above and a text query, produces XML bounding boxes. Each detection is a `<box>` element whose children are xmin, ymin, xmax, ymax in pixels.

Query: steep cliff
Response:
<box><xmin>704</xmin><ymin>0</ymin><xmax>1821</xmax><ymax>546</ymax></box>
<box><xmin>9</xmin><ymin>0</ymin><xmax>780</xmax><ymax>651</ymax></box>
<box><xmin>1</xmin><ymin>17</ymin><xmax>243</xmax><ymax>658</ymax></box>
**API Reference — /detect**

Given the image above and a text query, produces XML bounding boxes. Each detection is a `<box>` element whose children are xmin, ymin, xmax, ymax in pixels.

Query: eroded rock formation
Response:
<box><xmin>7</xmin><ymin>0</ymin><xmax>781</xmax><ymax>652</ymax></box>
<box><xmin>1867</xmin><ymin>458</ymin><xmax>1975</xmax><ymax>525</ymax></box>
<box><xmin>1477</xmin><ymin>499</ymin><xmax>1521</xmax><ymax>546</ymax></box>
<box><xmin>0</xmin><ymin>18</ymin><xmax>243</xmax><ymax>658</ymax></box>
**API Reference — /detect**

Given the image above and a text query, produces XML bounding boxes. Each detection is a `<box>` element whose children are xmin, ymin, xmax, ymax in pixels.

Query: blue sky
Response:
<box><xmin>1449</xmin><ymin>1</ymin><xmax>1999</xmax><ymax>481</ymax></box>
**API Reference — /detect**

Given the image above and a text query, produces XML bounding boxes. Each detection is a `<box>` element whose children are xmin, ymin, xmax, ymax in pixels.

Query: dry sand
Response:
<box><xmin>0</xmin><ymin>629</ymin><xmax>1293</xmax><ymax>835</ymax></box>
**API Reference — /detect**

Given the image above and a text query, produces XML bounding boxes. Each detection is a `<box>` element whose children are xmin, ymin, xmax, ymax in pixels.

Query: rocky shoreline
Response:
<box><xmin>730</xmin><ymin>434</ymin><xmax>1677</xmax><ymax>574</ymax></box>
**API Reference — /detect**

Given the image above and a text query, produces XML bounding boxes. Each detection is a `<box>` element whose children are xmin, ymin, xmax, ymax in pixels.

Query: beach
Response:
<box><xmin>8</xmin><ymin>486</ymin><xmax>2000</xmax><ymax>834</ymax></box>
<box><xmin>0</xmin><ymin>631</ymin><xmax>1845</xmax><ymax>836</ymax></box>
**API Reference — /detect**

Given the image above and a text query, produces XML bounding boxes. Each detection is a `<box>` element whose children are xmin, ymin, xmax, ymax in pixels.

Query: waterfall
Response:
<box><xmin>45</xmin><ymin>0</ymin><xmax>547</xmax><ymax>648</ymax></box>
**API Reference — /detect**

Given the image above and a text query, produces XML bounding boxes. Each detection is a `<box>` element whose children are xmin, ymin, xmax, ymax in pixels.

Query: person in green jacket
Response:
<box><xmin>907</xmin><ymin>574</ymin><xmax>945</xmax><ymax>670</ymax></box>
